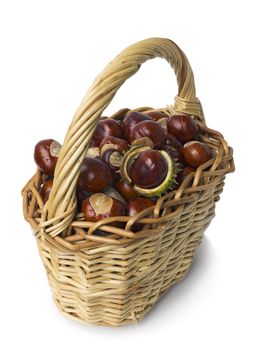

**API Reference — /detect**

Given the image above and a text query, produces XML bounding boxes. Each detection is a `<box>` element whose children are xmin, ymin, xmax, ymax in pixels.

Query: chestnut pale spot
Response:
<box><xmin>86</xmin><ymin>147</ymin><xmax>100</xmax><ymax>158</ymax></box>
<box><xmin>100</xmin><ymin>143</ymin><xmax>120</xmax><ymax>156</ymax></box>
<box><xmin>130</xmin><ymin>120</ymin><xmax>166</xmax><ymax>149</ymax></box>
<box><xmin>89</xmin><ymin>193</ymin><xmax>113</xmax><ymax>215</ymax></box>
<box><xmin>34</xmin><ymin>139</ymin><xmax>60</xmax><ymax>176</ymax></box>
<box><xmin>99</xmin><ymin>136</ymin><xmax>128</xmax><ymax>152</ymax></box>
<box><xmin>49</xmin><ymin>140</ymin><xmax>61</xmax><ymax>157</ymax></box>
<box><xmin>101</xmin><ymin>148</ymin><xmax>123</xmax><ymax>179</ymax></box>
<box><xmin>82</xmin><ymin>193</ymin><xmax>126</xmax><ymax>223</ymax></box>
<box><xmin>131</xmin><ymin>136</ymin><xmax>154</xmax><ymax>148</ymax></box>
<box><xmin>109</xmin><ymin>151</ymin><xmax>122</xmax><ymax>167</ymax></box>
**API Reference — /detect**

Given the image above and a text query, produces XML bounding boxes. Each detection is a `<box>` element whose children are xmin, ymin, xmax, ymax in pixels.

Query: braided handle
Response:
<box><xmin>43</xmin><ymin>37</ymin><xmax>203</xmax><ymax>238</ymax></box>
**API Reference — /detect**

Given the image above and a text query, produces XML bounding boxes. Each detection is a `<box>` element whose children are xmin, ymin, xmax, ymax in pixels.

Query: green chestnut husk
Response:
<box><xmin>120</xmin><ymin>145</ymin><xmax>178</xmax><ymax>198</ymax></box>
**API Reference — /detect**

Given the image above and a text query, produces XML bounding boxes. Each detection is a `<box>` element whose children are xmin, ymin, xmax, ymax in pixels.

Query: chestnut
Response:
<box><xmin>176</xmin><ymin>166</ymin><xmax>194</xmax><ymax>185</ymax></box>
<box><xmin>91</xmin><ymin>118</ymin><xmax>124</xmax><ymax>146</ymax></box>
<box><xmin>183</xmin><ymin>141</ymin><xmax>212</xmax><ymax>168</ymax></box>
<box><xmin>122</xmin><ymin>148</ymin><xmax>177</xmax><ymax>197</ymax></box>
<box><xmin>126</xmin><ymin>197</ymin><xmax>155</xmax><ymax>231</ymax></box>
<box><xmin>77</xmin><ymin>158</ymin><xmax>112</xmax><ymax>193</ymax></box>
<box><xmin>82</xmin><ymin>193</ymin><xmax>126</xmax><ymax>222</ymax></box>
<box><xmin>114</xmin><ymin>180</ymin><xmax>138</xmax><ymax>200</ymax></box>
<box><xmin>129</xmin><ymin>136</ymin><xmax>154</xmax><ymax>148</ymax></box>
<box><xmin>145</xmin><ymin>110</ymin><xmax>169</xmax><ymax>121</ymax></box>
<box><xmin>130</xmin><ymin>120</ymin><xmax>166</xmax><ymax>149</ymax></box>
<box><xmin>76</xmin><ymin>187</ymin><xmax>90</xmax><ymax>211</ymax></box>
<box><xmin>40</xmin><ymin>179</ymin><xmax>53</xmax><ymax>203</ymax></box>
<box><xmin>167</xmin><ymin>115</ymin><xmax>198</xmax><ymax>144</ymax></box>
<box><xmin>99</xmin><ymin>136</ymin><xmax>128</xmax><ymax>152</ymax></box>
<box><xmin>110</xmin><ymin>108</ymin><xmax>130</xmax><ymax>124</ymax></box>
<box><xmin>101</xmin><ymin>147</ymin><xmax>123</xmax><ymax>179</ymax></box>
<box><xmin>166</xmin><ymin>133</ymin><xmax>183</xmax><ymax>154</ymax></box>
<box><xmin>163</xmin><ymin>145</ymin><xmax>184</xmax><ymax>167</ymax></box>
<box><xmin>34</xmin><ymin>139</ymin><xmax>61</xmax><ymax>176</ymax></box>
<box><xmin>123</xmin><ymin>111</ymin><xmax>152</xmax><ymax>140</ymax></box>
<box><xmin>129</xmin><ymin>149</ymin><xmax>168</xmax><ymax>189</ymax></box>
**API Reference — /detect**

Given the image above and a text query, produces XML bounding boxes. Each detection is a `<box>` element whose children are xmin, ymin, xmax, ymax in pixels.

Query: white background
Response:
<box><xmin>0</xmin><ymin>0</ymin><xmax>254</xmax><ymax>349</ymax></box>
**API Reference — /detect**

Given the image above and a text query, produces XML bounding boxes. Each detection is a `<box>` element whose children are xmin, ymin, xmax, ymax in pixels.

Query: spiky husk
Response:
<box><xmin>133</xmin><ymin>150</ymin><xmax>177</xmax><ymax>197</ymax></box>
<box><xmin>120</xmin><ymin>145</ymin><xmax>151</xmax><ymax>184</ymax></box>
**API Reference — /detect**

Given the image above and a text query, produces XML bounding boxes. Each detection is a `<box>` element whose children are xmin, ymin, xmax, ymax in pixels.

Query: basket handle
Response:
<box><xmin>43</xmin><ymin>37</ymin><xmax>203</xmax><ymax>238</ymax></box>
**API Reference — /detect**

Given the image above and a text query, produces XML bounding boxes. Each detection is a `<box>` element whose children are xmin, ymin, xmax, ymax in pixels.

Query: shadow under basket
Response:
<box><xmin>22</xmin><ymin>37</ymin><xmax>234</xmax><ymax>326</ymax></box>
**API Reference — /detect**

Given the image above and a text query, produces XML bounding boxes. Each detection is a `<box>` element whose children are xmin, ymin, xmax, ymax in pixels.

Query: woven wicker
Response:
<box><xmin>22</xmin><ymin>37</ymin><xmax>234</xmax><ymax>326</ymax></box>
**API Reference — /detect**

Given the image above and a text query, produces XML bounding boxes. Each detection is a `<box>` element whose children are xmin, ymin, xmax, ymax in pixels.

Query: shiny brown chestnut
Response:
<box><xmin>40</xmin><ymin>179</ymin><xmax>53</xmax><ymax>203</ymax></box>
<box><xmin>101</xmin><ymin>148</ymin><xmax>123</xmax><ymax>179</ymax></box>
<box><xmin>183</xmin><ymin>141</ymin><xmax>212</xmax><ymax>168</ymax></box>
<box><xmin>91</xmin><ymin>119</ymin><xmax>124</xmax><ymax>146</ymax></box>
<box><xmin>76</xmin><ymin>187</ymin><xmax>90</xmax><ymax>211</ymax></box>
<box><xmin>114</xmin><ymin>180</ymin><xmax>138</xmax><ymax>200</ymax></box>
<box><xmin>176</xmin><ymin>166</ymin><xmax>194</xmax><ymax>185</ymax></box>
<box><xmin>121</xmin><ymin>146</ymin><xmax>177</xmax><ymax>197</ymax></box>
<box><xmin>82</xmin><ymin>193</ymin><xmax>126</xmax><ymax>222</ymax></box>
<box><xmin>99</xmin><ymin>136</ymin><xmax>128</xmax><ymax>152</ymax></box>
<box><xmin>163</xmin><ymin>145</ymin><xmax>184</xmax><ymax>167</ymax></box>
<box><xmin>130</xmin><ymin>120</ymin><xmax>166</xmax><ymax>149</ymax></box>
<box><xmin>167</xmin><ymin>115</ymin><xmax>198</xmax><ymax>144</ymax></box>
<box><xmin>166</xmin><ymin>133</ymin><xmax>183</xmax><ymax>154</ymax></box>
<box><xmin>110</xmin><ymin>108</ymin><xmax>130</xmax><ymax>124</ymax></box>
<box><xmin>123</xmin><ymin>111</ymin><xmax>152</xmax><ymax>140</ymax></box>
<box><xmin>129</xmin><ymin>149</ymin><xmax>168</xmax><ymax>189</ymax></box>
<box><xmin>126</xmin><ymin>197</ymin><xmax>155</xmax><ymax>231</ymax></box>
<box><xmin>78</xmin><ymin>158</ymin><xmax>112</xmax><ymax>193</ymax></box>
<box><xmin>145</xmin><ymin>110</ymin><xmax>169</xmax><ymax>121</ymax></box>
<box><xmin>34</xmin><ymin>139</ymin><xmax>61</xmax><ymax>176</ymax></box>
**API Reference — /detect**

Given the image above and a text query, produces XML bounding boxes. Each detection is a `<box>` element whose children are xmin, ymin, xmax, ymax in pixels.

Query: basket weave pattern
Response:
<box><xmin>22</xmin><ymin>38</ymin><xmax>234</xmax><ymax>326</ymax></box>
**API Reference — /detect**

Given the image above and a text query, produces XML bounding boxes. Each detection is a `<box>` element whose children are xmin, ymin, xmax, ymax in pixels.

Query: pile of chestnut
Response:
<box><xmin>34</xmin><ymin>109</ymin><xmax>213</xmax><ymax>232</ymax></box>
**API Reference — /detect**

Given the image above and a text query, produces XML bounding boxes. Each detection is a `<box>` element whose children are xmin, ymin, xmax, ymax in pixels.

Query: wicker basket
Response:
<box><xmin>22</xmin><ymin>37</ymin><xmax>234</xmax><ymax>326</ymax></box>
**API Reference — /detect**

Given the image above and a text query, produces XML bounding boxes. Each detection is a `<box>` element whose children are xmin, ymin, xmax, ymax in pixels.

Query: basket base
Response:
<box><xmin>37</xmin><ymin>176</ymin><xmax>225</xmax><ymax>326</ymax></box>
<box><xmin>46</xmin><ymin>232</ymin><xmax>203</xmax><ymax>327</ymax></box>
<box><xmin>51</xmin><ymin>254</ymin><xmax>195</xmax><ymax>327</ymax></box>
